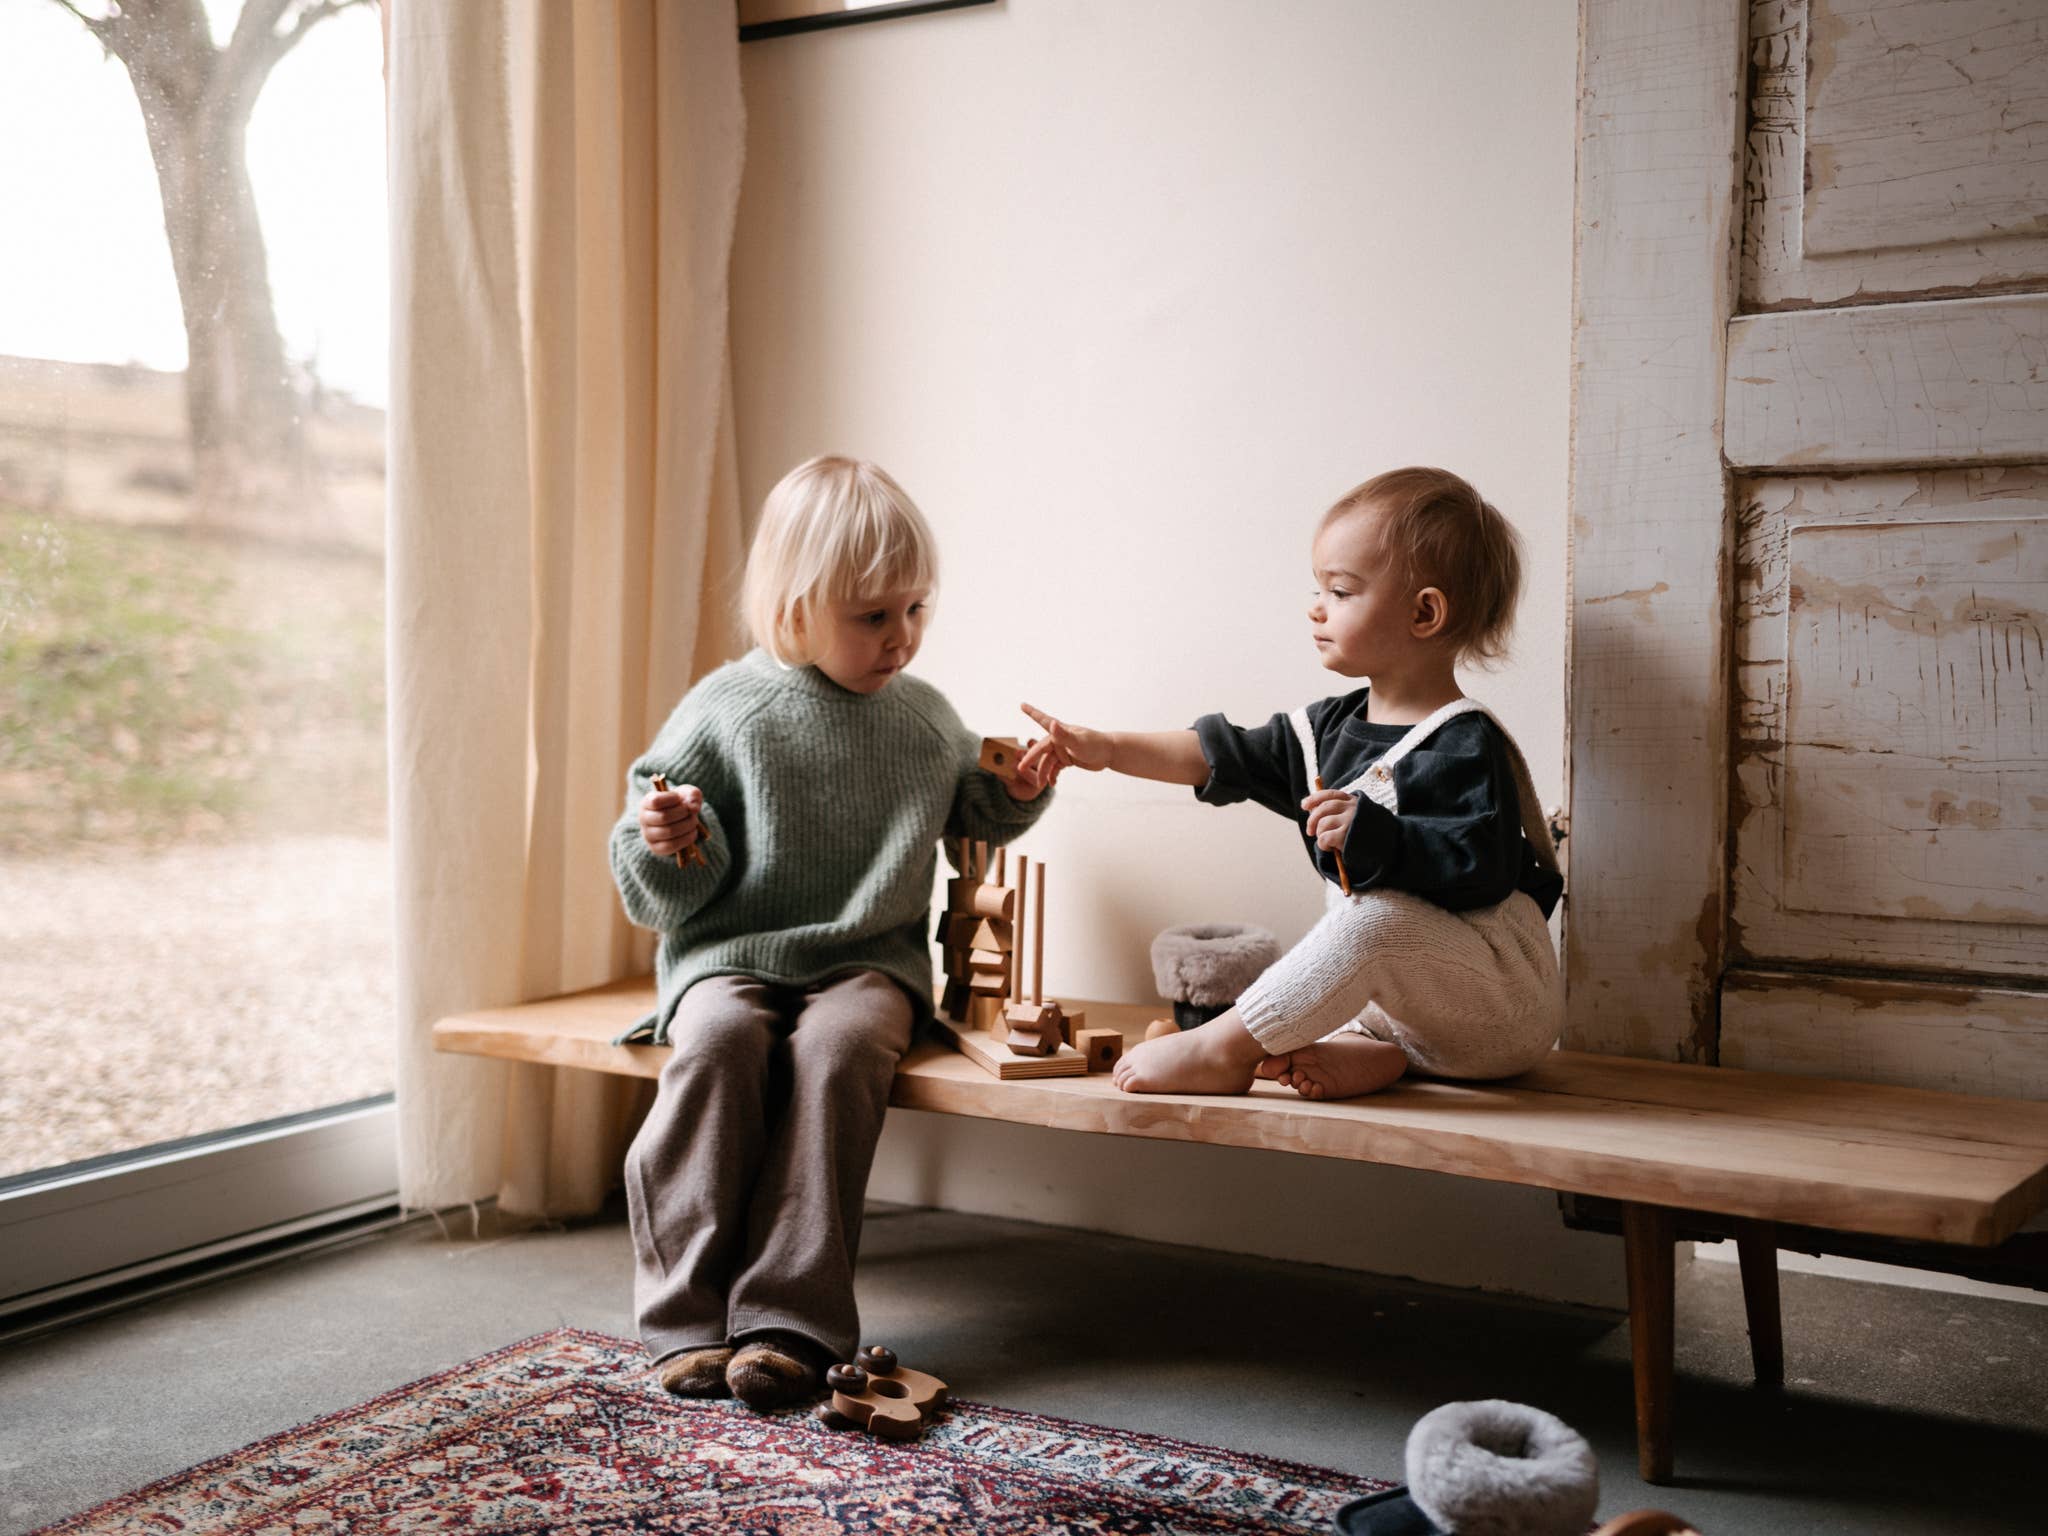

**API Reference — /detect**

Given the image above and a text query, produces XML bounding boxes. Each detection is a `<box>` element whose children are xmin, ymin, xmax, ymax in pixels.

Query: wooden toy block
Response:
<box><xmin>1006</xmin><ymin>1020</ymin><xmax>1061</xmax><ymax>1057</ymax></box>
<box><xmin>818</xmin><ymin>1346</ymin><xmax>948</xmax><ymax>1442</ymax></box>
<box><xmin>966</xmin><ymin>994</ymin><xmax>1005</xmax><ymax>1033</ymax></box>
<box><xmin>967</xmin><ymin>947</ymin><xmax>1007</xmax><ymax>970</ymax></box>
<box><xmin>1003</xmin><ymin>999</ymin><xmax>1059</xmax><ymax>1030</ymax></box>
<box><xmin>978</xmin><ymin>736</ymin><xmax>1023</xmax><ymax>781</ymax></box>
<box><xmin>947</xmin><ymin>878</ymin><xmax>1016</xmax><ymax>922</ymax></box>
<box><xmin>1145</xmin><ymin>1018</ymin><xmax>1179</xmax><ymax>1041</ymax></box>
<box><xmin>1073</xmin><ymin>1028</ymin><xmax>1122</xmax><ymax>1072</ymax></box>
<box><xmin>1059</xmin><ymin>1006</ymin><xmax>1086</xmax><ymax>1045</ymax></box>
<box><xmin>940</xmin><ymin>978</ymin><xmax>969</xmax><ymax>1021</ymax></box>
<box><xmin>943</xmin><ymin>912</ymin><xmax>1007</xmax><ymax>952</ymax></box>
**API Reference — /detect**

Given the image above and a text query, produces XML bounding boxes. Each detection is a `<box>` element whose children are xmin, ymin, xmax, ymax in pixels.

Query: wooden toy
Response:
<box><xmin>978</xmin><ymin>736</ymin><xmax>1023</xmax><ymax>781</ymax></box>
<box><xmin>815</xmin><ymin>1346</ymin><xmax>948</xmax><ymax>1442</ymax></box>
<box><xmin>1073</xmin><ymin>1027</ymin><xmax>1122</xmax><ymax>1072</ymax></box>
<box><xmin>649</xmin><ymin>775</ymin><xmax>709</xmax><ymax>868</ymax></box>
<box><xmin>947</xmin><ymin>878</ymin><xmax>1017</xmax><ymax>922</ymax></box>
<box><xmin>1145</xmin><ymin>1018</ymin><xmax>1179</xmax><ymax>1041</ymax></box>
<box><xmin>931</xmin><ymin>836</ymin><xmax>1086</xmax><ymax>1078</ymax></box>
<box><xmin>1311</xmin><ymin>772</ymin><xmax>1351</xmax><ymax>896</ymax></box>
<box><xmin>1003</xmin><ymin>999</ymin><xmax>1063</xmax><ymax>1057</ymax></box>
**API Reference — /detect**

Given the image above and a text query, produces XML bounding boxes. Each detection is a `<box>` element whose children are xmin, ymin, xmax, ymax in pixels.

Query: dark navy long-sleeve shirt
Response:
<box><xmin>1192</xmin><ymin>688</ymin><xmax>1562</xmax><ymax>918</ymax></box>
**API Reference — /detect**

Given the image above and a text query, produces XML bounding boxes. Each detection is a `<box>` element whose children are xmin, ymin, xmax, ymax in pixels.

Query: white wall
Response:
<box><xmin>730</xmin><ymin>0</ymin><xmax>1613</xmax><ymax>1302</ymax></box>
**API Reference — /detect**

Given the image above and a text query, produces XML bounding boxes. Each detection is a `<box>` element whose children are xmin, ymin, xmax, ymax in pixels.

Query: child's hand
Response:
<box><xmin>999</xmin><ymin>747</ymin><xmax>1056</xmax><ymax>802</ymax></box>
<box><xmin>1017</xmin><ymin>703</ymin><xmax>1112</xmax><ymax>780</ymax></box>
<box><xmin>640</xmin><ymin>782</ymin><xmax>705</xmax><ymax>859</ymax></box>
<box><xmin>1301</xmin><ymin>786</ymin><xmax>1358</xmax><ymax>852</ymax></box>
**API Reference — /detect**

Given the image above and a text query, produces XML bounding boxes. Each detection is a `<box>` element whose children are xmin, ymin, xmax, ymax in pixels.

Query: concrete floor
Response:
<box><xmin>2</xmin><ymin>1201</ymin><xmax>2043</xmax><ymax>1535</ymax></box>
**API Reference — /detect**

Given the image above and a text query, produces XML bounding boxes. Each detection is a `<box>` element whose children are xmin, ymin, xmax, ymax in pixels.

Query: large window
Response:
<box><xmin>0</xmin><ymin>0</ymin><xmax>395</xmax><ymax>1309</ymax></box>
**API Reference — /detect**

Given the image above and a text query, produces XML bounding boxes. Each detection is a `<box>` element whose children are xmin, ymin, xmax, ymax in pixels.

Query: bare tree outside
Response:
<box><xmin>43</xmin><ymin>0</ymin><xmax>373</xmax><ymax>526</ymax></box>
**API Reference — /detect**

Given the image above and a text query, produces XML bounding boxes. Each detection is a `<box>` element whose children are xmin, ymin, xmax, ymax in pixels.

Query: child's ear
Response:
<box><xmin>1412</xmin><ymin>587</ymin><xmax>1451</xmax><ymax>640</ymax></box>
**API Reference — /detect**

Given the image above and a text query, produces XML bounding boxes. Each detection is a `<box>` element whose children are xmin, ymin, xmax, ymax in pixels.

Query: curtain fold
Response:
<box><xmin>387</xmin><ymin>0</ymin><xmax>745</xmax><ymax>1216</ymax></box>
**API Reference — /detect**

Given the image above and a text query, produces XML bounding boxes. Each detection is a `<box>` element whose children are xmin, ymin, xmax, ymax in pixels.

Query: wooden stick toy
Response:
<box><xmin>1032</xmin><ymin>862</ymin><xmax>1045</xmax><ymax>1005</ymax></box>
<box><xmin>1012</xmin><ymin>857</ymin><xmax>1029</xmax><ymax>1004</ymax></box>
<box><xmin>649</xmin><ymin>775</ymin><xmax>708</xmax><ymax>869</ymax></box>
<box><xmin>1313</xmin><ymin>774</ymin><xmax>1352</xmax><ymax>896</ymax></box>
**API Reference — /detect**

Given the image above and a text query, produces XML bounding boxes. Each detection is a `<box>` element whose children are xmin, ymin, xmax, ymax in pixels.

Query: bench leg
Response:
<box><xmin>1732</xmin><ymin>1217</ymin><xmax>1783</xmax><ymax>1390</ymax></box>
<box><xmin>1622</xmin><ymin>1201</ymin><xmax>1676</xmax><ymax>1484</ymax></box>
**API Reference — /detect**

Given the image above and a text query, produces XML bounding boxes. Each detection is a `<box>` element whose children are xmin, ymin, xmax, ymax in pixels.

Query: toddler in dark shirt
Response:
<box><xmin>1020</xmin><ymin>467</ymin><xmax>1563</xmax><ymax>1099</ymax></box>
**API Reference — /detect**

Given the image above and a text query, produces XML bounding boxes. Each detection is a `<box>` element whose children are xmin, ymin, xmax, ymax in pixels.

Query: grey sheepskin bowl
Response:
<box><xmin>1148</xmin><ymin>924</ymin><xmax>1281</xmax><ymax>1008</ymax></box>
<box><xmin>1404</xmin><ymin>1399</ymin><xmax>1599</xmax><ymax>1536</ymax></box>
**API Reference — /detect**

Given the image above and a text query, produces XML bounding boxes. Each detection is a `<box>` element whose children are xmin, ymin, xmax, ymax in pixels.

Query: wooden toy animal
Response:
<box><xmin>815</xmin><ymin>1345</ymin><xmax>948</xmax><ymax>1441</ymax></box>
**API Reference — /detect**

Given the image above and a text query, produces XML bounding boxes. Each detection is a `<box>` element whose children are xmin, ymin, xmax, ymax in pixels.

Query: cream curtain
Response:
<box><xmin>387</xmin><ymin>0</ymin><xmax>746</xmax><ymax>1215</ymax></box>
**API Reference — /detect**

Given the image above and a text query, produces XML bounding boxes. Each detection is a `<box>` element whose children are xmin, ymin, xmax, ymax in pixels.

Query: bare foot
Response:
<box><xmin>1111</xmin><ymin>1012</ymin><xmax>1265</xmax><ymax>1094</ymax></box>
<box><xmin>1264</xmin><ymin>1035</ymin><xmax>1408</xmax><ymax>1100</ymax></box>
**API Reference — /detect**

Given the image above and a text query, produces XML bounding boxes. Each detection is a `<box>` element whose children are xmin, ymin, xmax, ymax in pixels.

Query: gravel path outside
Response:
<box><xmin>0</xmin><ymin>835</ymin><xmax>393</xmax><ymax>1178</ymax></box>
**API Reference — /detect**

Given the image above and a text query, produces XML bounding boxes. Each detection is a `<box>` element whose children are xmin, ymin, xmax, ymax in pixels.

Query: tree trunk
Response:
<box><xmin>131</xmin><ymin>76</ymin><xmax>306</xmax><ymax>525</ymax></box>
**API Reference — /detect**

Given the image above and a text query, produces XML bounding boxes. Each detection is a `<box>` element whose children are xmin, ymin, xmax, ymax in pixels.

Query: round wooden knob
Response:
<box><xmin>1145</xmin><ymin>1018</ymin><xmax>1179</xmax><ymax>1041</ymax></box>
<box><xmin>856</xmin><ymin>1344</ymin><xmax>898</xmax><ymax>1376</ymax></box>
<box><xmin>825</xmin><ymin>1363</ymin><xmax>869</xmax><ymax>1394</ymax></box>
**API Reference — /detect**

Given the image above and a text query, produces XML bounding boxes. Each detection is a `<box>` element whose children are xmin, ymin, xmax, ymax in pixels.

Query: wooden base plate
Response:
<box><xmin>928</xmin><ymin>1012</ymin><xmax>1088</xmax><ymax>1079</ymax></box>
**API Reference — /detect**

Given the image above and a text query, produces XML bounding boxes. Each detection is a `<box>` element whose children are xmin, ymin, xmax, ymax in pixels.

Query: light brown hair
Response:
<box><xmin>1321</xmin><ymin>466</ymin><xmax>1523</xmax><ymax>667</ymax></box>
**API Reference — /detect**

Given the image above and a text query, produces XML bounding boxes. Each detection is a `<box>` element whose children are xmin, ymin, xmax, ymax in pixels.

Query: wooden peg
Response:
<box><xmin>995</xmin><ymin>846</ymin><xmax>1006</xmax><ymax>885</ymax></box>
<box><xmin>1312</xmin><ymin>773</ymin><xmax>1351</xmax><ymax>896</ymax></box>
<box><xmin>1032</xmin><ymin>862</ymin><xmax>1046</xmax><ymax>1004</ymax></box>
<box><xmin>1013</xmin><ymin>857</ymin><xmax>1030</xmax><ymax>1003</ymax></box>
<box><xmin>649</xmin><ymin>775</ymin><xmax>708</xmax><ymax>868</ymax></box>
<box><xmin>1145</xmin><ymin>1018</ymin><xmax>1179</xmax><ymax>1041</ymax></box>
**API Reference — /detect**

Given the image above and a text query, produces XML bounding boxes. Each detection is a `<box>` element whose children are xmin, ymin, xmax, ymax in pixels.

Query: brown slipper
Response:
<box><xmin>657</xmin><ymin>1345</ymin><xmax>735</xmax><ymax>1398</ymax></box>
<box><xmin>726</xmin><ymin>1336</ymin><xmax>821</xmax><ymax>1410</ymax></box>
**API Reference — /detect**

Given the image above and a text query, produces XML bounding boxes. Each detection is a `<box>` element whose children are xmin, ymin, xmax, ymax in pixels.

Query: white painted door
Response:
<box><xmin>1570</xmin><ymin>0</ymin><xmax>2048</xmax><ymax>1098</ymax></box>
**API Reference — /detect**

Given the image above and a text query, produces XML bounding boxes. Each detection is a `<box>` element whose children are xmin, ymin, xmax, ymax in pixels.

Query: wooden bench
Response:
<box><xmin>434</xmin><ymin>978</ymin><xmax>2048</xmax><ymax>1483</ymax></box>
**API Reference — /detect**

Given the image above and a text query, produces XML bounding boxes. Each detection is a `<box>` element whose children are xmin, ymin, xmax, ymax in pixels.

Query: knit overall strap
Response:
<box><xmin>1289</xmin><ymin>698</ymin><xmax>1560</xmax><ymax>875</ymax></box>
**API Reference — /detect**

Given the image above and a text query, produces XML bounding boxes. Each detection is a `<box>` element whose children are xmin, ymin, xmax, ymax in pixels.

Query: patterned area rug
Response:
<box><xmin>34</xmin><ymin>1328</ymin><xmax>1388</xmax><ymax>1534</ymax></box>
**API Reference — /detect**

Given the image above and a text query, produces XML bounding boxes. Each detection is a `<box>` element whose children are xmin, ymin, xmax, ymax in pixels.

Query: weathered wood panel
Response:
<box><xmin>1725</xmin><ymin>294</ymin><xmax>2048</xmax><ymax>468</ymax></box>
<box><xmin>1781</xmin><ymin>518</ymin><xmax>2048</xmax><ymax>923</ymax></box>
<box><xmin>1744</xmin><ymin>0</ymin><xmax>2048</xmax><ymax>309</ymax></box>
<box><xmin>1724</xmin><ymin>968</ymin><xmax>2048</xmax><ymax>1103</ymax></box>
<box><xmin>1731</xmin><ymin>469</ymin><xmax>2048</xmax><ymax>975</ymax></box>
<box><xmin>1567</xmin><ymin>0</ymin><xmax>1748</xmax><ymax>1062</ymax></box>
<box><xmin>1804</xmin><ymin>0</ymin><xmax>2048</xmax><ymax>255</ymax></box>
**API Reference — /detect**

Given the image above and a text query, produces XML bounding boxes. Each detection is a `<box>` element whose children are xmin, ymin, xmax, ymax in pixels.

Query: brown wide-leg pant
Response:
<box><xmin>624</xmin><ymin>969</ymin><xmax>914</xmax><ymax>1367</ymax></box>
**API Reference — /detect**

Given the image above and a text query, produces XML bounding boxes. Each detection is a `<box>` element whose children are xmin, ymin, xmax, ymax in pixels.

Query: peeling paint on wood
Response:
<box><xmin>1567</xmin><ymin>0</ymin><xmax>1747</xmax><ymax>1063</ymax></box>
<box><xmin>1743</xmin><ymin>0</ymin><xmax>2048</xmax><ymax>310</ymax></box>
<box><xmin>1731</xmin><ymin>469</ymin><xmax>2048</xmax><ymax>976</ymax></box>
<box><xmin>1725</xmin><ymin>295</ymin><xmax>2048</xmax><ymax>470</ymax></box>
<box><xmin>1724</xmin><ymin>968</ymin><xmax>2048</xmax><ymax>1100</ymax></box>
<box><xmin>1803</xmin><ymin>0</ymin><xmax>2048</xmax><ymax>256</ymax></box>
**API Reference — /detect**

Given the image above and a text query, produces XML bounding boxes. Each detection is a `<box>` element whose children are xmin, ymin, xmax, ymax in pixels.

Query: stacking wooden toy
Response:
<box><xmin>815</xmin><ymin>1344</ymin><xmax>949</xmax><ymax>1441</ymax></box>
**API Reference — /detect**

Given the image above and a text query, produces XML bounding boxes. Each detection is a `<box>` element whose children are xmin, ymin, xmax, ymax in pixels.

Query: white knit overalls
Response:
<box><xmin>1232</xmin><ymin>698</ymin><xmax>1564</xmax><ymax>1080</ymax></box>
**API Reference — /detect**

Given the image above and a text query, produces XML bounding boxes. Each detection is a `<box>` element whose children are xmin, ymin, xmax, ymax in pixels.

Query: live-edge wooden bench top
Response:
<box><xmin>433</xmin><ymin>978</ymin><xmax>2048</xmax><ymax>1250</ymax></box>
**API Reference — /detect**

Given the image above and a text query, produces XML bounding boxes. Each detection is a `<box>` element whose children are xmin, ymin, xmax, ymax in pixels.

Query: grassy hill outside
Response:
<box><xmin>0</xmin><ymin>356</ymin><xmax>395</xmax><ymax>1175</ymax></box>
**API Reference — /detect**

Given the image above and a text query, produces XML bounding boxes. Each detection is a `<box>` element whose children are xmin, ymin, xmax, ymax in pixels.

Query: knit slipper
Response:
<box><xmin>726</xmin><ymin>1337</ymin><xmax>821</xmax><ymax>1410</ymax></box>
<box><xmin>657</xmin><ymin>1345</ymin><xmax>735</xmax><ymax>1398</ymax></box>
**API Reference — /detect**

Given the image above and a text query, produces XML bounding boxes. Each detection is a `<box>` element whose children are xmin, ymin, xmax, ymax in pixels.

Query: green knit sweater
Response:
<box><xmin>609</xmin><ymin>649</ymin><xmax>1051</xmax><ymax>1044</ymax></box>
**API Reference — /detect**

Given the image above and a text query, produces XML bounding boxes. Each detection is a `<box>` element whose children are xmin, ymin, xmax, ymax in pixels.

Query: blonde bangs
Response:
<box><xmin>742</xmin><ymin>456</ymin><xmax>939</xmax><ymax>666</ymax></box>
